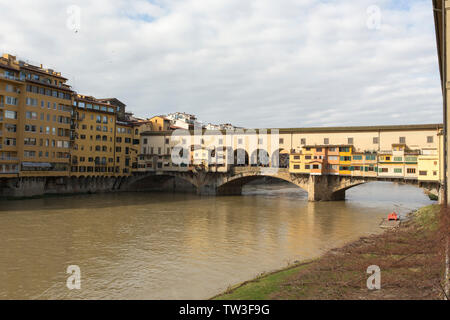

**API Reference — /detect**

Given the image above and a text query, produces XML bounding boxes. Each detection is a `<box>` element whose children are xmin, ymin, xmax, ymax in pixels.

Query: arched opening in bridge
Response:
<box><xmin>125</xmin><ymin>174</ymin><xmax>197</xmax><ymax>194</ymax></box>
<box><xmin>271</xmin><ymin>148</ymin><xmax>289</xmax><ymax>168</ymax></box>
<box><xmin>218</xmin><ymin>174</ymin><xmax>307</xmax><ymax>197</ymax></box>
<box><xmin>250</xmin><ymin>149</ymin><xmax>270</xmax><ymax>167</ymax></box>
<box><xmin>343</xmin><ymin>181</ymin><xmax>438</xmax><ymax>212</ymax></box>
<box><xmin>234</xmin><ymin>149</ymin><xmax>249</xmax><ymax>166</ymax></box>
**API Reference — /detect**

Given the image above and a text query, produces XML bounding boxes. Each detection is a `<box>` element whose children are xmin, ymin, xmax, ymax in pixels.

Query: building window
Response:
<box><xmin>407</xmin><ymin>168</ymin><xmax>416</xmax><ymax>174</ymax></box>
<box><xmin>394</xmin><ymin>168</ymin><xmax>402</xmax><ymax>173</ymax></box>
<box><xmin>419</xmin><ymin>171</ymin><xmax>427</xmax><ymax>176</ymax></box>
<box><xmin>427</xmin><ymin>136</ymin><xmax>434</xmax><ymax>143</ymax></box>
<box><xmin>347</xmin><ymin>137</ymin><xmax>354</xmax><ymax>145</ymax></box>
<box><xmin>324</xmin><ymin>138</ymin><xmax>329</xmax><ymax>145</ymax></box>
<box><xmin>5</xmin><ymin>96</ymin><xmax>18</xmax><ymax>106</ymax></box>
<box><xmin>399</xmin><ymin>137</ymin><xmax>406</xmax><ymax>144</ymax></box>
<box><xmin>301</xmin><ymin>138</ymin><xmax>306</xmax><ymax>145</ymax></box>
<box><xmin>293</xmin><ymin>165</ymin><xmax>300</xmax><ymax>169</ymax></box>
<box><xmin>279</xmin><ymin>138</ymin><xmax>284</xmax><ymax>144</ymax></box>
<box><xmin>373</xmin><ymin>137</ymin><xmax>379</xmax><ymax>144</ymax></box>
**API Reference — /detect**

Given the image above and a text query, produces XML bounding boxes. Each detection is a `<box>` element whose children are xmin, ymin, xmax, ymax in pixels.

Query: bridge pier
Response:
<box><xmin>306</xmin><ymin>175</ymin><xmax>346</xmax><ymax>202</ymax></box>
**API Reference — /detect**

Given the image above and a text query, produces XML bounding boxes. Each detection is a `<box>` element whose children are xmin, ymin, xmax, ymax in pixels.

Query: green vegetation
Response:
<box><xmin>428</xmin><ymin>193</ymin><xmax>439</xmax><ymax>201</ymax></box>
<box><xmin>213</xmin><ymin>263</ymin><xmax>311</xmax><ymax>300</ymax></box>
<box><xmin>413</xmin><ymin>204</ymin><xmax>440</xmax><ymax>231</ymax></box>
<box><xmin>213</xmin><ymin>205</ymin><xmax>443</xmax><ymax>300</ymax></box>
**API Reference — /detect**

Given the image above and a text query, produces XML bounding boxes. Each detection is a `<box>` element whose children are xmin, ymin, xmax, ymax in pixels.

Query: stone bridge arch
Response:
<box><xmin>216</xmin><ymin>168</ymin><xmax>310</xmax><ymax>196</ymax></box>
<box><xmin>122</xmin><ymin>172</ymin><xmax>199</xmax><ymax>194</ymax></box>
<box><xmin>120</xmin><ymin>168</ymin><xmax>442</xmax><ymax>202</ymax></box>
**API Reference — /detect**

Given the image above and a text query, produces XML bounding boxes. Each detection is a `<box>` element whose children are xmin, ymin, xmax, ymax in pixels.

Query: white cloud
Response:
<box><xmin>0</xmin><ymin>0</ymin><xmax>442</xmax><ymax>128</ymax></box>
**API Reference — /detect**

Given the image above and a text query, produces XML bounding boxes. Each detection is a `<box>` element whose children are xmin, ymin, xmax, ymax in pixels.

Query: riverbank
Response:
<box><xmin>213</xmin><ymin>204</ymin><xmax>445</xmax><ymax>300</ymax></box>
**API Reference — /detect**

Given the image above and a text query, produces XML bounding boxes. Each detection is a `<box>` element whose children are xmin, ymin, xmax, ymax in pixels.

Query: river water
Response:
<box><xmin>0</xmin><ymin>181</ymin><xmax>434</xmax><ymax>299</ymax></box>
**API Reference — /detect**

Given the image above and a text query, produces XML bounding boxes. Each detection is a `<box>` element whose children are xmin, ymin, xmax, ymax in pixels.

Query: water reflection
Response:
<box><xmin>0</xmin><ymin>182</ymin><xmax>434</xmax><ymax>299</ymax></box>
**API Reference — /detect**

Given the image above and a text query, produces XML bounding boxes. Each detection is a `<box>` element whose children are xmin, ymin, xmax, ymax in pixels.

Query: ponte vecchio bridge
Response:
<box><xmin>123</xmin><ymin>123</ymin><xmax>444</xmax><ymax>202</ymax></box>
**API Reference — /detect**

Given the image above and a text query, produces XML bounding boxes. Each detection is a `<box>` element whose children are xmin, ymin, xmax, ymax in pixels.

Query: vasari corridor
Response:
<box><xmin>0</xmin><ymin>0</ymin><xmax>449</xmax><ymax>313</ymax></box>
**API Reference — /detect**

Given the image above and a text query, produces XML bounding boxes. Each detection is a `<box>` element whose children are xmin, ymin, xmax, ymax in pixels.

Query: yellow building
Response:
<box><xmin>338</xmin><ymin>145</ymin><xmax>352</xmax><ymax>175</ymax></box>
<box><xmin>115</xmin><ymin>121</ymin><xmax>139</xmax><ymax>175</ymax></box>
<box><xmin>418</xmin><ymin>148</ymin><xmax>440</xmax><ymax>182</ymax></box>
<box><xmin>0</xmin><ymin>53</ymin><xmax>73</xmax><ymax>178</ymax></box>
<box><xmin>289</xmin><ymin>152</ymin><xmax>304</xmax><ymax>173</ymax></box>
<box><xmin>70</xmin><ymin>94</ymin><xmax>139</xmax><ymax>176</ymax></box>
<box><xmin>288</xmin><ymin>146</ymin><xmax>316</xmax><ymax>174</ymax></box>
<box><xmin>71</xmin><ymin>95</ymin><xmax>117</xmax><ymax>176</ymax></box>
<box><xmin>148</xmin><ymin>116</ymin><xmax>171</xmax><ymax>131</ymax></box>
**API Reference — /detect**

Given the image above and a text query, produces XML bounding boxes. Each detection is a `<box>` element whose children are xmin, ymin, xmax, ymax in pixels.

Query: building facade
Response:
<box><xmin>0</xmin><ymin>54</ymin><xmax>73</xmax><ymax>178</ymax></box>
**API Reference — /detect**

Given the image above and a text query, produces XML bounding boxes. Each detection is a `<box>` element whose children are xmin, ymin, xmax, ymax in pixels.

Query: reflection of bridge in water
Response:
<box><xmin>123</xmin><ymin>166</ymin><xmax>441</xmax><ymax>202</ymax></box>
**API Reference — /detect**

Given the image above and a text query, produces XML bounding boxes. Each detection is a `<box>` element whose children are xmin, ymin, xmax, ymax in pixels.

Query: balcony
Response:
<box><xmin>94</xmin><ymin>160</ymin><xmax>107</xmax><ymax>166</ymax></box>
<box><xmin>0</xmin><ymin>170</ymin><xmax>19</xmax><ymax>174</ymax></box>
<box><xmin>0</xmin><ymin>156</ymin><xmax>18</xmax><ymax>161</ymax></box>
<box><xmin>0</xmin><ymin>74</ymin><xmax>23</xmax><ymax>82</ymax></box>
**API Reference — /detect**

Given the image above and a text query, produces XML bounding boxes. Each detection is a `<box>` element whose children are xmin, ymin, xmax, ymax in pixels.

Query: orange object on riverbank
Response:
<box><xmin>388</xmin><ymin>212</ymin><xmax>399</xmax><ymax>221</ymax></box>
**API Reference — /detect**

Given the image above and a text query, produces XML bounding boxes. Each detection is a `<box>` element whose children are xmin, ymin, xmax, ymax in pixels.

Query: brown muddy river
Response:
<box><xmin>0</xmin><ymin>181</ymin><xmax>434</xmax><ymax>299</ymax></box>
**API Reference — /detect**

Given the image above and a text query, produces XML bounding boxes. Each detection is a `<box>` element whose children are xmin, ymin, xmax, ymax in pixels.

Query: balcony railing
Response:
<box><xmin>0</xmin><ymin>156</ymin><xmax>18</xmax><ymax>161</ymax></box>
<box><xmin>0</xmin><ymin>74</ymin><xmax>23</xmax><ymax>82</ymax></box>
<box><xmin>0</xmin><ymin>170</ymin><xmax>19</xmax><ymax>174</ymax></box>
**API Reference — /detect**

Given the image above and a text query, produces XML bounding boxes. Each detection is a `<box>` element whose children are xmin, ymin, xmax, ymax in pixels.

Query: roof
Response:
<box><xmin>303</xmin><ymin>144</ymin><xmax>352</xmax><ymax>148</ymax></box>
<box><xmin>97</xmin><ymin>98</ymin><xmax>126</xmax><ymax>108</ymax></box>
<box><xmin>140</xmin><ymin>123</ymin><xmax>443</xmax><ymax>136</ymax></box>
<box><xmin>149</xmin><ymin>115</ymin><xmax>171</xmax><ymax>121</ymax></box>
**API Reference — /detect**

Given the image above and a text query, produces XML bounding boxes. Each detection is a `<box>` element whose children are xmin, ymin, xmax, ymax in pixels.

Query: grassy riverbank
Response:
<box><xmin>213</xmin><ymin>205</ymin><xmax>445</xmax><ymax>300</ymax></box>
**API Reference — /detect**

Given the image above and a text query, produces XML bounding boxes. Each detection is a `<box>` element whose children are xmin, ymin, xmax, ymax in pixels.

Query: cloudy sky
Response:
<box><xmin>0</xmin><ymin>0</ymin><xmax>443</xmax><ymax>128</ymax></box>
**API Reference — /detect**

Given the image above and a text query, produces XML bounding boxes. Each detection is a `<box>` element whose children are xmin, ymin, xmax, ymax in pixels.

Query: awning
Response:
<box><xmin>22</xmin><ymin>162</ymin><xmax>52</xmax><ymax>168</ymax></box>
